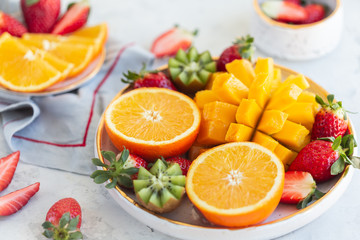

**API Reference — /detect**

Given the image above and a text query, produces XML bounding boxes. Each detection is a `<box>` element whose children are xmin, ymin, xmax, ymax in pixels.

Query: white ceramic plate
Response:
<box><xmin>94</xmin><ymin>64</ymin><xmax>356</xmax><ymax>240</ymax></box>
<box><xmin>0</xmin><ymin>50</ymin><xmax>105</xmax><ymax>97</ymax></box>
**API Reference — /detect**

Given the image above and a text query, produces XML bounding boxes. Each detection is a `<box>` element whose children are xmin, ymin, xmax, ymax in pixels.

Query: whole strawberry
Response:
<box><xmin>217</xmin><ymin>35</ymin><xmax>255</xmax><ymax>72</ymax></box>
<box><xmin>166</xmin><ymin>156</ymin><xmax>191</xmax><ymax>176</ymax></box>
<box><xmin>91</xmin><ymin>148</ymin><xmax>148</xmax><ymax>188</ymax></box>
<box><xmin>0</xmin><ymin>11</ymin><xmax>28</xmax><ymax>37</ymax></box>
<box><xmin>302</xmin><ymin>4</ymin><xmax>325</xmax><ymax>24</ymax></box>
<box><xmin>21</xmin><ymin>0</ymin><xmax>60</xmax><ymax>33</ymax></box>
<box><xmin>289</xmin><ymin>135</ymin><xmax>359</xmax><ymax>182</ymax></box>
<box><xmin>311</xmin><ymin>94</ymin><xmax>349</xmax><ymax>140</ymax></box>
<box><xmin>42</xmin><ymin>198</ymin><xmax>83</xmax><ymax>240</ymax></box>
<box><xmin>121</xmin><ymin>64</ymin><xmax>177</xmax><ymax>91</ymax></box>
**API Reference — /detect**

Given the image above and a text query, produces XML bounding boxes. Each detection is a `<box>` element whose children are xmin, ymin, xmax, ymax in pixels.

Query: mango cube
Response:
<box><xmin>272</xmin><ymin>120</ymin><xmax>310</xmax><ymax>151</ymax></box>
<box><xmin>266</xmin><ymin>83</ymin><xmax>303</xmax><ymax>111</ymax></box>
<box><xmin>203</xmin><ymin>101</ymin><xmax>238</xmax><ymax>124</ymax></box>
<box><xmin>274</xmin><ymin>144</ymin><xmax>298</xmax><ymax>170</ymax></box>
<box><xmin>281</xmin><ymin>74</ymin><xmax>310</xmax><ymax>90</ymax></box>
<box><xmin>271</xmin><ymin>68</ymin><xmax>282</xmax><ymax>93</ymax></box>
<box><xmin>254</xmin><ymin>57</ymin><xmax>274</xmax><ymax>81</ymax></box>
<box><xmin>196</xmin><ymin>120</ymin><xmax>228</xmax><ymax>145</ymax></box>
<box><xmin>284</xmin><ymin>102</ymin><xmax>314</xmax><ymax>130</ymax></box>
<box><xmin>206</xmin><ymin>72</ymin><xmax>224</xmax><ymax>90</ymax></box>
<box><xmin>291</xmin><ymin>135</ymin><xmax>311</xmax><ymax>152</ymax></box>
<box><xmin>225</xmin><ymin>59</ymin><xmax>255</xmax><ymax>88</ymax></box>
<box><xmin>252</xmin><ymin>131</ymin><xmax>279</xmax><ymax>151</ymax></box>
<box><xmin>212</xmin><ymin>73</ymin><xmax>249</xmax><ymax>105</ymax></box>
<box><xmin>235</xmin><ymin>99</ymin><xmax>262</xmax><ymax>128</ymax></box>
<box><xmin>248</xmin><ymin>72</ymin><xmax>272</xmax><ymax>108</ymax></box>
<box><xmin>298</xmin><ymin>91</ymin><xmax>321</xmax><ymax>115</ymax></box>
<box><xmin>225</xmin><ymin>123</ymin><xmax>254</xmax><ymax>142</ymax></box>
<box><xmin>188</xmin><ymin>144</ymin><xmax>209</xmax><ymax>161</ymax></box>
<box><xmin>195</xmin><ymin>90</ymin><xmax>219</xmax><ymax>109</ymax></box>
<box><xmin>257</xmin><ymin>110</ymin><xmax>288</xmax><ymax>135</ymax></box>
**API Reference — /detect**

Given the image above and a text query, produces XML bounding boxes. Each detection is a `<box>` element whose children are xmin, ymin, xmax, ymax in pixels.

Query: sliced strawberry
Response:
<box><xmin>151</xmin><ymin>26</ymin><xmax>196</xmax><ymax>58</ymax></box>
<box><xmin>0</xmin><ymin>12</ymin><xmax>28</xmax><ymax>37</ymax></box>
<box><xmin>284</xmin><ymin>0</ymin><xmax>302</xmax><ymax>5</ymax></box>
<box><xmin>0</xmin><ymin>151</ymin><xmax>20</xmax><ymax>192</ymax></box>
<box><xmin>302</xmin><ymin>4</ymin><xmax>326</xmax><ymax>24</ymax></box>
<box><xmin>166</xmin><ymin>156</ymin><xmax>191</xmax><ymax>176</ymax></box>
<box><xmin>280</xmin><ymin>171</ymin><xmax>324</xmax><ymax>209</ymax></box>
<box><xmin>261</xmin><ymin>1</ymin><xmax>308</xmax><ymax>23</ymax></box>
<box><xmin>0</xmin><ymin>182</ymin><xmax>40</xmax><ymax>216</ymax></box>
<box><xmin>51</xmin><ymin>0</ymin><xmax>90</xmax><ymax>35</ymax></box>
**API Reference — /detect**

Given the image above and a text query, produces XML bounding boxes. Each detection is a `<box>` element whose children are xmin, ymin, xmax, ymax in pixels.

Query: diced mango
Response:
<box><xmin>235</xmin><ymin>99</ymin><xmax>262</xmax><ymax>128</ymax></box>
<box><xmin>252</xmin><ymin>131</ymin><xmax>279</xmax><ymax>151</ymax></box>
<box><xmin>194</xmin><ymin>90</ymin><xmax>219</xmax><ymax>109</ymax></box>
<box><xmin>212</xmin><ymin>73</ymin><xmax>249</xmax><ymax>105</ymax></box>
<box><xmin>274</xmin><ymin>144</ymin><xmax>298</xmax><ymax>170</ymax></box>
<box><xmin>298</xmin><ymin>91</ymin><xmax>321</xmax><ymax>115</ymax></box>
<box><xmin>284</xmin><ymin>102</ymin><xmax>314</xmax><ymax>130</ymax></box>
<box><xmin>196</xmin><ymin>120</ymin><xmax>229</xmax><ymax>145</ymax></box>
<box><xmin>254</xmin><ymin>57</ymin><xmax>274</xmax><ymax>81</ymax></box>
<box><xmin>291</xmin><ymin>135</ymin><xmax>311</xmax><ymax>152</ymax></box>
<box><xmin>248</xmin><ymin>73</ymin><xmax>272</xmax><ymax>108</ymax></box>
<box><xmin>282</xmin><ymin>74</ymin><xmax>310</xmax><ymax>90</ymax></box>
<box><xmin>266</xmin><ymin>83</ymin><xmax>302</xmax><ymax>111</ymax></box>
<box><xmin>272</xmin><ymin>120</ymin><xmax>310</xmax><ymax>151</ymax></box>
<box><xmin>271</xmin><ymin>68</ymin><xmax>282</xmax><ymax>93</ymax></box>
<box><xmin>225</xmin><ymin>123</ymin><xmax>254</xmax><ymax>142</ymax></box>
<box><xmin>225</xmin><ymin>59</ymin><xmax>255</xmax><ymax>88</ymax></box>
<box><xmin>206</xmin><ymin>72</ymin><xmax>224</xmax><ymax>90</ymax></box>
<box><xmin>257</xmin><ymin>110</ymin><xmax>288</xmax><ymax>135</ymax></box>
<box><xmin>203</xmin><ymin>101</ymin><xmax>238</xmax><ymax>124</ymax></box>
<box><xmin>188</xmin><ymin>144</ymin><xmax>209</xmax><ymax>161</ymax></box>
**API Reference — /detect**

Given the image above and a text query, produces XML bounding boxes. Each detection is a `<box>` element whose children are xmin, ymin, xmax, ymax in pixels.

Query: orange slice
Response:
<box><xmin>186</xmin><ymin>142</ymin><xmax>284</xmax><ymax>227</ymax></box>
<box><xmin>0</xmin><ymin>33</ymin><xmax>62</xmax><ymax>92</ymax></box>
<box><xmin>71</xmin><ymin>23</ymin><xmax>108</xmax><ymax>55</ymax></box>
<box><xmin>104</xmin><ymin>88</ymin><xmax>201</xmax><ymax>161</ymax></box>
<box><xmin>19</xmin><ymin>38</ymin><xmax>94</xmax><ymax>77</ymax></box>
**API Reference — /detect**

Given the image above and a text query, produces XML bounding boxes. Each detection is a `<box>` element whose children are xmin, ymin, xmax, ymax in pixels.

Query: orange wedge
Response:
<box><xmin>19</xmin><ymin>38</ymin><xmax>94</xmax><ymax>77</ymax></box>
<box><xmin>186</xmin><ymin>142</ymin><xmax>284</xmax><ymax>227</ymax></box>
<box><xmin>0</xmin><ymin>33</ymin><xmax>62</xmax><ymax>92</ymax></box>
<box><xmin>104</xmin><ymin>88</ymin><xmax>201</xmax><ymax>161</ymax></box>
<box><xmin>71</xmin><ymin>23</ymin><xmax>108</xmax><ymax>55</ymax></box>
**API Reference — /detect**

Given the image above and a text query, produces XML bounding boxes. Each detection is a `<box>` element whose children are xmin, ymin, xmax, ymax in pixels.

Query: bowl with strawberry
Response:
<box><xmin>251</xmin><ymin>0</ymin><xmax>343</xmax><ymax>60</ymax></box>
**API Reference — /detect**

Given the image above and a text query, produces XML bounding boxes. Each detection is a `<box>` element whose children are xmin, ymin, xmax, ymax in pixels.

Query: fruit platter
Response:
<box><xmin>92</xmin><ymin>39</ymin><xmax>358</xmax><ymax>239</ymax></box>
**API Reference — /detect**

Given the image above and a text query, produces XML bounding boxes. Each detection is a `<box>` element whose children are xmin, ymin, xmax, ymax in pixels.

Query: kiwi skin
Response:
<box><xmin>133</xmin><ymin>159</ymin><xmax>186</xmax><ymax>213</ymax></box>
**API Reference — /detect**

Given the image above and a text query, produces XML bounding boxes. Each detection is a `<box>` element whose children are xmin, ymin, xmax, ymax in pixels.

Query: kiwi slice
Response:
<box><xmin>168</xmin><ymin>47</ymin><xmax>216</xmax><ymax>93</ymax></box>
<box><xmin>133</xmin><ymin>159</ymin><xmax>186</xmax><ymax>213</ymax></box>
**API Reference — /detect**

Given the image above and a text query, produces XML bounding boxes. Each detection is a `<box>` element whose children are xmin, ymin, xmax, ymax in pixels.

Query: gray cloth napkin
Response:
<box><xmin>0</xmin><ymin>40</ymin><xmax>155</xmax><ymax>175</ymax></box>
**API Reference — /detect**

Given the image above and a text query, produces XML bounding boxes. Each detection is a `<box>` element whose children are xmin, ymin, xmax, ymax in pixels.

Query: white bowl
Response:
<box><xmin>251</xmin><ymin>0</ymin><xmax>343</xmax><ymax>60</ymax></box>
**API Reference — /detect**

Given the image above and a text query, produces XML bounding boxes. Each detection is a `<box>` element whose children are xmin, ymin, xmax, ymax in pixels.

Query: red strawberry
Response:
<box><xmin>261</xmin><ymin>1</ymin><xmax>308</xmax><ymax>23</ymax></box>
<box><xmin>51</xmin><ymin>0</ymin><xmax>90</xmax><ymax>35</ymax></box>
<box><xmin>151</xmin><ymin>26</ymin><xmax>197</xmax><ymax>58</ymax></box>
<box><xmin>311</xmin><ymin>94</ymin><xmax>349</xmax><ymax>141</ymax></box>
<box><xmin>217</xmin><ymin>35</ymin><xmax>255</xmax><ymax>72</ymax></box>
<box><xmin>121</xmin><ymin>64</ymin><xmax>177</xmax><ymax>90</ymax></box>
<box><xmin>91</xmin><ymin>148</ymin><xmax>148</xmax><ymax>188</ymax></box>
<box><xmin>21</xmin><ymin>0</ymin><xmax>60</xmax><ymax>33</ymax></box>
<box><xmin>42</xmin><ymin>198</ymin><xmax>82</xmax><ymax>239</ymax></box>
<box><xmin>0</xmin><ymin>12</ymin><xmax>28</xmax><ymax>37</ymax></box>
<box><xmin>289</xmin><ymin>136</ymin><xmax>359</xmax><ymax>182</ymax></box>
<box><xmin>302</xmin><ymin>4</ymin><xmax>325</xmax><ymax>24</ymax></box>
<box><xmin>284</xmin><ymin>0</ymin><xmax>301</xmax><ymax>6</ymax></box>
<box><xmin>280</xmin><ymin>171</ymin><xmax>324</xmax><ymax>209</ymax></box>
<box><xmin>166</xmin><ymin>156</ymin><xmax>191</xmax><ymax>176</ymax></box>
<box><xmin>0</xmin><ymin>182</ymin><xmax>40</xmax><ymax>216</ymax></box>
<box><xmin>0</xmin><ymin>151</ymin><xmax>20</xmax><ymax>192</ymax></box>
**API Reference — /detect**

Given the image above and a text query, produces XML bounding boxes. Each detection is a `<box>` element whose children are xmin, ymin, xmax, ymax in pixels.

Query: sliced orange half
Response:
<box><xmin>186</xmin><ymin>142</ymin><xmax>285</xmax><ymax>227</ymax></box>
<box><xmin>104</xmin><ymin>88</ymin><xmax>201</xmax><ymax>161</ymax></box>
<box><xmin>71</xmin><ymin>23</ymin><xmax>108</xmax><ymax>55</ymax></box>
<box><xmin>0</xmin><ymin>33</ymin><xmax>62</xmax><ymax>92</ymax></box>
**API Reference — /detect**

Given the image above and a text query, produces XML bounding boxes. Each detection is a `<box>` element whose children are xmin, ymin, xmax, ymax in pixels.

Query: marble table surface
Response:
<box><xmin>1</xmin><ymin>0</ymin><xmax>360</xmax><ymax>239</ymax></box>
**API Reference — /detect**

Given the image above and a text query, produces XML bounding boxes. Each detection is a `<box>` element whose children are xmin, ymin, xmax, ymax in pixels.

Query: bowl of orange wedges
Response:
<box><xmin>93</xmin><ymin>44</ymin><xmax>357</xmax><ymax>239</ymax></box>
<box><xmin>0</xmin><ymin>23</ymin><xmax>107</xmax><ymax>96</ymax></box>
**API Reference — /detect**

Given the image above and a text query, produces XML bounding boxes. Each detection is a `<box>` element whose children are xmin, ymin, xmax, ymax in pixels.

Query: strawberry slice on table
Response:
<box><xmin>121</xmin><ymin>64</ymin><xmax>177</xmax><ymax>90</ymax></box>
<box><xmin>166</xmin><ymin>156</ymin><xmax>192</xmax><ymax>176</ymax></box>
<box><xmin>281</xmin><ymin>171</ymin><xmax>325</xmax><ymax>209</ymax></box>
<box><xmin>91</xmin><ymin>148</ymin><xmax>148</xmax><ymax>189</ymax></box>
<box><xmin>0</xmin><ymin>182</ymin><xmax>40</xmax><ymax>216</ymax></box>
<box><xmin>302</xmin><ymin>4</ymin><xmax>326</xmax><ymax>24</ymax></box>
<box><xmin>21</xmin><ymin>0</ymin><xmax>60</xmax><ymax>33</ymax></box>
<box><xmin>51</xmin><ymin>0</ymin><xmax>90</xmax><ymax>35</ymax></box>
<box><xmin>216</xmin><ymin>35</ymin><xmax>255</xmax><ymax>72</ymax></box>
<box><xmin>312</xmin><ymin>94</ymin><xmax>349</xmax><ymax>141</ymax></box>
<box><xmin>289</xmin><ymin>135</ymin><xmax>360</xmax><ymax>182</ymax></box>
<box><xmin>0</xmin><ymin>151</ymin><xmax>20</xmax><ymax>192</ymax></box>
<box><xmin>0</xmin><ymin>11</ymin><xmax>28</xmax><ymax>37</ymax></box>
<box><xmin>151</xmin><ymin>25</ymin><xmax>197</xmax><ymax>58</ymax></box>
<box><xmin>261</xmin><ymin>0</ymin><xmax>308</xmax><ymax>23</ymax></box>
<box><xmin>42</xmin><ymin>198</ymin><xmax>82</xmax><ymax>240</ymax></box>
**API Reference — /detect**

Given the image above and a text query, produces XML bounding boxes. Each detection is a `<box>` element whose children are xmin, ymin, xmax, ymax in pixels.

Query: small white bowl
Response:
<box><xmin>251</xmin><ymin>0</ymin><xmax>343</xmax><ymax>60</ymax></box>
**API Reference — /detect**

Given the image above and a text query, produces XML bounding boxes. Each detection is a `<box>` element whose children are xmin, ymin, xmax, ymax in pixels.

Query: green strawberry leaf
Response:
<box><xmin>119</xmin><ymin>148</ymin><xmax>130</xmax><ymax>164</ymax></box>
<box><xmin>315</xmin><ymin>95</ymin><xmax>326</xmax><ymax>105</ymax></box>
<box><xmin>117</xmin><ymin>175</ymin><xmax>133</xmax><ymax>188</ymax></box>
<box><xmin>120</xmin><ymin>167</ymin><xmax>139</xmax><ymax>175</ymax></box>
<box><xmin>327</xmin><ymin>94</ymin><xmax>334</xmax><ymax>104</ymax></box>
<box><xmin>349</xmin><ymin>156</ymin><xmax>360</xmax><ymax>169</ymax></box>
<box><xmin>90</xmin><ymin>170</ymin><xmax>106</xmax><ymax>179</ymax></box>
<box><xmin>105</xmin><ymin>180</ymin><xmax>118</xmax><ymax>189</ymax></box>
<box><xmin>43</xmin><ymin>229</ymin><xmax>54</xmax><ymax>238</ymax></box>
<box><xmin>332</xmin><ymin>136</ymin><xmax>342</xmax><ymax>151</ymax></box>
<box><xmin>331</xmin><ymin>156</ymin><xmax>345</xmax><ymax>175</ymax></box>
<box><xmin>314</xmin><ymin>189</ymin><xmax>325</xmax><ymax>199</ymax></box>
<box><xmin>94</xmin><ymin>172</ymin><xmax>111</xmax><ymax>184</ymax></box>
<box><xmin>26</xmin><ymin>0</ymin><xmax>40</xmax><ymax>7</ymax></box>
<box><xmin>92</xmin><ymin>158</ymin><xmax>108</xmax><ymax>167</ymax></box>
<box><xmin>101</xmin><ymin>151</ymin><xmax>116</xmax><ymax>163</ymax></box>
<box><xmin>59</xmin><ymin>212</ymin><xmax>70</xmax><ymax>228</ymax></box>
<box><xmin>67</xmin><ymin>216</ymin><xmax>79</xmax><ymax>231</ymax></box>
<box><xmin>42</xmin><ymin>221</ymin><xmax>54</xmax><ymax>229</ymax></box>
<box><xmin>296</xmin><ymin>190</ymin><xmax>314</xmax><ymax>209</ymax></box>
<box><xmin>69</xmin><ymin>231</ymin><xmax>83</xmax><ymax>240</ymax></box>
